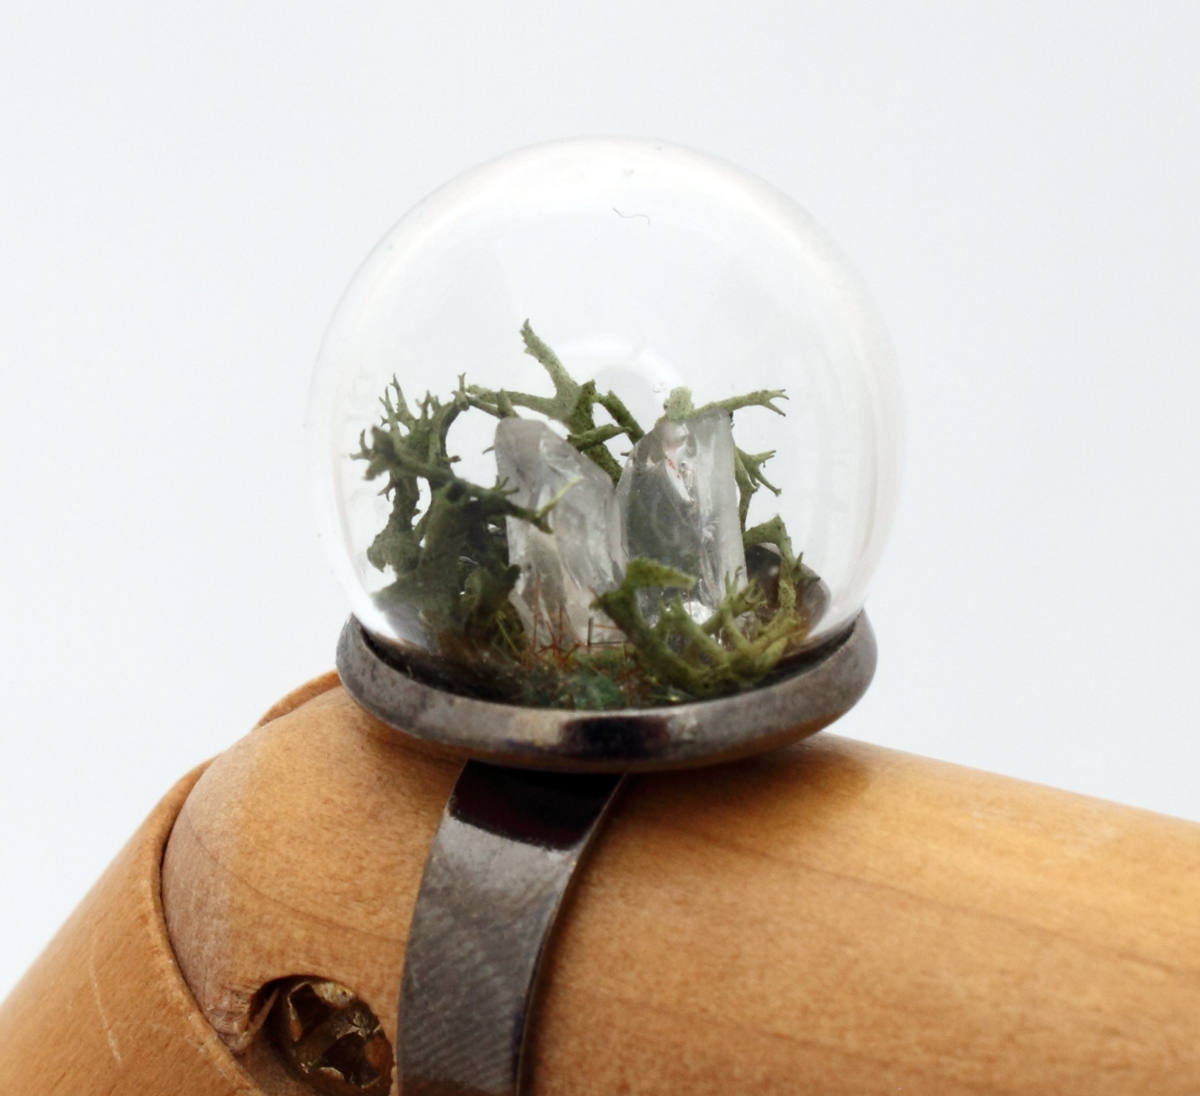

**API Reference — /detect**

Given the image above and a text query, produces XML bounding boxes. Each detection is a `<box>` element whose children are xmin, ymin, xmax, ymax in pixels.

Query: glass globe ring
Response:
<box><xmin>308</xmin><ymin>138</ymin><xmax>900</xmax><ymax>1096</ymax></box>
<box><xmin>312</xmin><ymin>137</ymin><xmax>899</xmax><ymax>762</ymax></box>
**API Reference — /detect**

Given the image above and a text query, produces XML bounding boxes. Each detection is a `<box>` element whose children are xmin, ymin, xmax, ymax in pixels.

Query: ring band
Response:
<box><xmin>399</xmin><ymin>763</ymin><xmax>623</xmax><ymax>1095</ymax></box>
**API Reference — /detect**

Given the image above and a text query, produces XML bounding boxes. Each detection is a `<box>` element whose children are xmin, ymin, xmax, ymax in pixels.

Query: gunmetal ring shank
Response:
<box><xmin>338</xmin><ymin>614</ymin><xmax>876</xmax><ymax>1094</ymax></box>
<box><xmin>400</xmin><ymin>763</ymin><xmax>623</xmax><ymax>1096</ymax></box>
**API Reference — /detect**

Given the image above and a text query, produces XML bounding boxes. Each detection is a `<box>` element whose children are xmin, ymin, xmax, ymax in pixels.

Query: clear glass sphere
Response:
<box><xmin>310</xmin><ymin>137</ymin><xmax>900</xmax><ymax>709</ymax></box>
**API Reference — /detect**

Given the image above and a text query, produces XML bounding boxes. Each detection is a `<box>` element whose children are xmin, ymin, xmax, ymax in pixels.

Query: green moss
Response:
<box><xmin>353</xmin><ymin>322</ymin><xmax>816</xmax><ymax>708</ymax></box>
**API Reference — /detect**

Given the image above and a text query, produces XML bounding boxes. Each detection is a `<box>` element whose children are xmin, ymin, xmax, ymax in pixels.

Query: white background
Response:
<box><xmin>2</xmin><ymin>2</ymin><xmax>1198</xmax><ymax>1000</ymax></box>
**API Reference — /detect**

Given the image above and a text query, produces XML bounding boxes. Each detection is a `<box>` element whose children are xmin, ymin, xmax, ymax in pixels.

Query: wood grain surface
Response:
<box><xmin>0</xmin><ymin>673</ymin><xmax>334</xmax><ymax>1096</ymax></box>
<box><xmin>3</xmin><ymin>673</ymin><xmax>1198</xmax><ymax>1094</ymax></box>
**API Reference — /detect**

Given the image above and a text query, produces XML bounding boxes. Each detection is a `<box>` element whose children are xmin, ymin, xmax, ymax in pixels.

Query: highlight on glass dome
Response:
<box><xmin>310</xmin><ymin>137</ymin><xmax>900</xmax><ymax>710</ymax></box>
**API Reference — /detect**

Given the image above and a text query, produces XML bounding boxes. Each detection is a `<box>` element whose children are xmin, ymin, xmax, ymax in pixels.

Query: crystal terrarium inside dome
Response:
<box><xmin>310</xmin><ymin>138</ymin><xmax>900</xmax><ymax>710</ymax></box>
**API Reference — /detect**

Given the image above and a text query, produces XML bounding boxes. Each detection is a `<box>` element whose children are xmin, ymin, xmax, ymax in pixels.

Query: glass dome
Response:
<box><xmin>310</xmin><ymin>137</ymin><xmax>900</xmax><ymax>710</ymax></box>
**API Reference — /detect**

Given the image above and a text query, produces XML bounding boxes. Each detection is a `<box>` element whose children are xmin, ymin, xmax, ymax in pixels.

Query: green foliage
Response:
<box><xmin>594</xmin><ymin>522</ymin><xmax>817</xmax><ymax>702</ymax></box>
<box><xmin>662</xmin><ymin>385</ymin><xmax>787</xmax><ymax>524</ymax></box>
<box><xmin>354</xmin><ymin>380</ymin><xmax>554</xmax><ymax>651</ymax></box>
<box><xmin>353</xmin><ymin>321</ymin><xmax>814</xmax><ymax>708</ymax></box>
<box><xmin>462</xmin><ymin>320</ymin><xmax>645</xmax><ymax>482</ymax></box>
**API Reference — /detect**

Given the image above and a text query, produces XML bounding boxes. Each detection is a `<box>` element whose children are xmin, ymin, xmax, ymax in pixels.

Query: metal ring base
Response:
<box><xmin>338</xmin><ymin>612</ymin><xmax>876</xmax><ymax>772</ymax></box>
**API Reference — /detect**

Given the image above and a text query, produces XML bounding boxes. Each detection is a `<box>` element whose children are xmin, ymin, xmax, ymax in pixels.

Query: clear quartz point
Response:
<box><xmin>495</xmin><ymin>418</ymin><xmax>624</xmax><ymax>647</ymax></box>
<box><xmin>613</xmin><ymin>409</ymin><xmax>747</xmax><ymax>621</ymax></box>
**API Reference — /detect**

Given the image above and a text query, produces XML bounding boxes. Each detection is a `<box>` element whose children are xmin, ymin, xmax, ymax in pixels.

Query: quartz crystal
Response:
<box><xmin>495</xmin><ymin>418</ymin><xmax>624</xmax><ymax>646</ymax></box>
<box><xmin>613</xmin><ymin>409</ymin><xmax>747</xmax><ymax>621</ymax></box>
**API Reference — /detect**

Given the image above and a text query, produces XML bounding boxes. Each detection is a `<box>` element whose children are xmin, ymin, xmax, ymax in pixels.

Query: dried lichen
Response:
<box><xmin>353</xmin><ymin>322</ymin><xmax>817</xmax><ymax>708</ymax></box>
